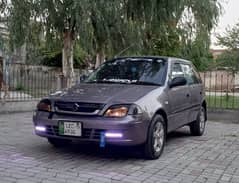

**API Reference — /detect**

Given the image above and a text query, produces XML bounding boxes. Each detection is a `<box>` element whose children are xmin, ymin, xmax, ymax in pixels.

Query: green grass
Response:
<box><xmin>15</xmin><ymin>83</ymin><xmax>26</xmax><ymax>91</ymax></box>
<box><xmin>206</xmin><ymin>95</ymin><xmax>239</xmax><ymax>109</ymax></box>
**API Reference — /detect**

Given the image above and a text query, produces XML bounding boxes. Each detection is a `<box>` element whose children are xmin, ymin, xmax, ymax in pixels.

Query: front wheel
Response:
<box><xmin>190</xmin><ymin>106</ymin><xmax>206</xmax><ymax>136</ymax></box>
<box><xmin>144</xmin><ymin>115</ymin><xmax>166</xmax><ymax>160</ymax></box>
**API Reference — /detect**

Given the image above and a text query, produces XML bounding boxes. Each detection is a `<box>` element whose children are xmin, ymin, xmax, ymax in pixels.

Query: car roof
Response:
<box><xmin>112</xmin><ymin>56</ymin><xmax>192</xmax><ymax>64</ymax></box>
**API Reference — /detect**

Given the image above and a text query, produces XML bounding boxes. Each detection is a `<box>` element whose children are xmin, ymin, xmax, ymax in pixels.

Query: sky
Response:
<box><xmin>211</xmin><ymin>0</ymin><xmax>239</xmax><ymax>49</ymax></box>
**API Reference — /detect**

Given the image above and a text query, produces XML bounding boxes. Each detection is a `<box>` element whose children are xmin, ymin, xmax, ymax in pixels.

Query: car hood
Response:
<box><xmin>49</xmin><ymin>83</ymin><xmax>159</xmax><ymax>104</ymax></box>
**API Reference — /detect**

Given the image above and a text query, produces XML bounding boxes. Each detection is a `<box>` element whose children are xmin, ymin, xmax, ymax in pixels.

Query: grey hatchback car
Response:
<box><xmin>33</xmin><ymin>56</ymin><xmax>207</xmax><ymax>159</ymax></box>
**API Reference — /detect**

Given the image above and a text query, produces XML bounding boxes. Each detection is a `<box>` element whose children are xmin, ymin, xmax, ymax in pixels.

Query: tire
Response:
<box><xmin>47</xmin><ymin>138</ymin><xmax>71</xmax><ymax>147</ymax></box>
<box><xmin>190</xmin><ymin>106</ymin><xmax>206</xmax><ymax>136</ymax></box>
<box><xmin>144</xmin><ymin>115</ymin><xmax>166</xmax><ymax>160</ymax></box>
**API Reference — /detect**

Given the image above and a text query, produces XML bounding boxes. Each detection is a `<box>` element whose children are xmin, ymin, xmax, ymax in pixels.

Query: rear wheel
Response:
<box><xmin>47</xmin><ymin>138</ymin><xmax>71</xmax><ymax>147</ymax></box>
<box><xmin>190</xmin><ymin>106</ymin><xmax>206</xmax><ymax>136</ymax></box>
<box><xmin>144</xmin><ymin>115</ymin><xmax>166</xmax><ymax>160</ymax></box>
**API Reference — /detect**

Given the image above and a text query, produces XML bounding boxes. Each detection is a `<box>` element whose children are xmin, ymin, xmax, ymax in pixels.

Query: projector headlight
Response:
<box><xmin>37</xmin><ymin>99</ymin><xmax>51</xmax><ymax>112</ymax></box>
<box><xmin>104</xmin><ymin>105</ymin><xmax>129</xmax><ymax>117</ymax></box>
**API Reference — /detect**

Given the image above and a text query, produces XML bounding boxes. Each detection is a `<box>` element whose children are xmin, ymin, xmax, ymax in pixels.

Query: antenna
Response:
<box><xmin>114</xmin><ymin>43</ymin><xmax>136</xmax><ymax>58</ymax></box>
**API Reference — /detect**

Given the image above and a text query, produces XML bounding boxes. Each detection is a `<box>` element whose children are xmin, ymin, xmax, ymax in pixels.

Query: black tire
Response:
<box><xmin>190</xmin><ymin>106</ymin><xmax>206</xmax><ymax>136</ymax></box>
<box><xmin>144</xmin><ymin>115</ymin><xmax>166</xmax><ymax>160</ymax></box>
<box><xmin>47</xmin><ymin>138</ymin><xmax>71</xmax><ymax>147</ymax></box>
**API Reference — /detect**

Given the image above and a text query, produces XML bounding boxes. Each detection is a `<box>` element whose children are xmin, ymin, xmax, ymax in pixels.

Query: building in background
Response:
<box><xmin>210</xmin><ymin>49</ymin><xmax>227</xmax><ymax>59</ymax></box>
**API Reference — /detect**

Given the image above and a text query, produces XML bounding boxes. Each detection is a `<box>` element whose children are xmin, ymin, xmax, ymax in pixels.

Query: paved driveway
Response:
<box><xmin>0</xmin><ymin>112</ymin><xmax>239</xmax><ymax>183</ymax></box>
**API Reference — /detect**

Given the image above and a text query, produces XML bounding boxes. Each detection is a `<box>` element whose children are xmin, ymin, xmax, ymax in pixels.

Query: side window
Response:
<box><xmin>181</xmin><ymin>64</ymin><xmax>199</xmax><ymax>85</ymax></box>
<box><xmin>192</xmin><ymin>67</ymin><xmax>202</xmax><ymax>83</ymax></box>
<box><xmin>171</xmin><ymin>63</ymin><xmax>184</xmax><ymax>79</ymax></box>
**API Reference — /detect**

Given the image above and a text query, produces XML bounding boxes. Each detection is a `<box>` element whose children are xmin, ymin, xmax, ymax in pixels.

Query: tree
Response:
<box><xmin>216</xmin><ymin>22</ymin><xmax>239</xmax><ymax>71</ymax></box>
<box><xmin>89</xmin><ymin>1</ymin><xmax>122</xmax><ymax>68</ymax></box>
<box><xmin>179</xmin><ymin>0</ymin><xmax>221</xmax><ymax>70</ymax></box>
<box><xmin>216</xmin><ymin>51</ymin><xmax>239</xmax><ymax>71</ymax></box>
<box><xmin>0</xmin><ymin>0</ymin><xmax>7</xmax><ymax>51</ymax></box>
<box><xmin>118</xmin><ymin>0</ymin><xmax>221</xmax><ymax>70</ymax></box>
<box><xmin>7</xmin><ymin>0</ymin><xmax>91</xmax><ymax>87</ymax></box>
<box><xmin>0</xmin><ymin>0</ymin><xmax>7</xmax><ymax>13</ymax></box>
<box><xmin>217</xmin><ymin>23</ymin><xmax>239</xmax><ymax>50</ymax></box>
<box><xmin>5</xmin><ymin>0</ymin><xmax>221</xmax><ymax>81</ymax></box>
<box><xmin>7</xmin><ymin>0</ymin><xmax>125</xmax><ymax>85</ymax></box>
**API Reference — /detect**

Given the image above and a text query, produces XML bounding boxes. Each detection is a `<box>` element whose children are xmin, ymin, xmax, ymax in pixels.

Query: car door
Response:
<box><xmin>181</xmin><ymin>64</ymin><xmax>203</xmax><ymax>122</ymax></box>
<box><xmin>167</xmin><ymin>62</ymin><xmax>191</xmax><ymax>132</ymax></box>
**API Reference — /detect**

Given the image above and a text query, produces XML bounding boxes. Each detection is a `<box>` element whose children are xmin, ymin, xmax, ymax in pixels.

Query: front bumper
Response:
<box><xmin>33</xmin><ymin>112</ymin><xmax>149</xmax><ymax>146</ymax></box>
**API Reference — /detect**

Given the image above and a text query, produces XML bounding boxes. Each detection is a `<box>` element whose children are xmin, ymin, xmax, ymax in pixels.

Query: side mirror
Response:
<box><xmin>169</xmin><ymin>77</ymin><xmax>187</xmax><ymax>88</ymax></box>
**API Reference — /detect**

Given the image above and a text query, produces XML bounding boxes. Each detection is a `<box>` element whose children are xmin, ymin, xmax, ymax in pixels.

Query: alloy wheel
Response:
<box><xmin>199</xmin><ymin>107</ymin><xmax>206</xmax><ymax>133</ymax></box>
<box><xmin>153</xmin><ymin>122</ymin><xmax>165</xmax><ymax>153</ymax></box>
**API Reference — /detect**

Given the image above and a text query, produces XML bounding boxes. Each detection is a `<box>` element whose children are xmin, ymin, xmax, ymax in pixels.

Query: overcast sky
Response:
<box><xmin>211</xmin><ymin>0</ymin><xmax>239</xmax><ymax>49</ymax></box>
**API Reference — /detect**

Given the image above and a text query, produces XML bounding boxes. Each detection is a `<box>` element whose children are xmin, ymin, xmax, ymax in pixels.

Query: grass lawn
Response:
<box><xmin>206</xmin><ymin>95</ymin><xmax>239</xmax><ymax>109</ymax></box>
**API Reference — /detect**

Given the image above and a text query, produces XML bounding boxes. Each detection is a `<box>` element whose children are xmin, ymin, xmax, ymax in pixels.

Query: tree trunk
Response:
<box><xmin>95</xmin><ymin>49</ymin><xmax>105</xmax><ymax>69</ymax></box>
<box><xmin>62</xmin><ymin>30</ymin><xmax>75</xmax><ymax>88</ymax></box>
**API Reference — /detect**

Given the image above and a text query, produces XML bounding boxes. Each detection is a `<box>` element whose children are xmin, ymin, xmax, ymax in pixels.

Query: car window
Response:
<box><xmin>85</xmin><ymin>58</ymin><xmax>167</xmax><ymax>85</ymax></box>
<box><xmin>171</xmin><ymin>63</ymin><xmax>184</xmax><ymax>79</ymax></box>
<box><xmin>181</xmin><ymin>64</ymin><xmax>200</xmax><ymax>85</ymax></box>
<box><xmin>192</xmin><ymin>66</ymin><xmax>202</xmax><ymax>83</ymax></box>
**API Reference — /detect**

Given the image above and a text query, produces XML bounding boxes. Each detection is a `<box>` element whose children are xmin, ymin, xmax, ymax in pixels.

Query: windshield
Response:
<box><xmin>85</xmin><ymin>58</ymin><xmax>167</xmax><ymax>85</ymax></box>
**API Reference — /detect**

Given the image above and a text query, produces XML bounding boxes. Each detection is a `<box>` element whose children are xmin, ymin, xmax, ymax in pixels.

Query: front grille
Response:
<box><xmin>54</xmin><ymin>101</ymin><xmax>105</xmax><ymax>114</ymax></box>
<box><xmin>45</xmin><ymin>125</ymin><xmax>105</xmax><ymax>140</ymax></box>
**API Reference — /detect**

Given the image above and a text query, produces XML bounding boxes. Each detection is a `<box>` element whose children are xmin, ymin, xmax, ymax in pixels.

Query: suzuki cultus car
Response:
<box><xmin>33</xmin><ymin>56</ymin><xmax>207</xmax><ymax>159</ymax></box>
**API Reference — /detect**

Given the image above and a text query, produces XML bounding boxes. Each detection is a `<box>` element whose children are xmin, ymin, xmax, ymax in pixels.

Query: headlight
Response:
<box><xmin>104</xmin><ymin>105</ymin><xmax>129</xmax><ymax>117</ymax></box>
<box><xmin>37</xmin><ymin>99</ymin><xmax>51</xmax><ymax>112</ymax></box>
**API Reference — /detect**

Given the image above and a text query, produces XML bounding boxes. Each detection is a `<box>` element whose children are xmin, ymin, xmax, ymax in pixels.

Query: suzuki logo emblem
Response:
<box><xmin>73</xmin><ymin>103</ymin><xmax>80</xmax><ymax>112</ymax></box>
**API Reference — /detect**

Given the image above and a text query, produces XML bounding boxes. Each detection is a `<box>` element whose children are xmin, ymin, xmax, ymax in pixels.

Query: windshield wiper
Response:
<box><xmin>86</xmin><ymin>80</ymin><xmax>160</xmax><ymax>86</ymax></box>
<box><xmin>85</xmin><ymin>80</ymin><xmax>130</xmax><ymax>84</ymax></box>
<box><xmin>132</xmin><ymin>81</ymin><xmax>161</xmax><ymax>86</ymax></box>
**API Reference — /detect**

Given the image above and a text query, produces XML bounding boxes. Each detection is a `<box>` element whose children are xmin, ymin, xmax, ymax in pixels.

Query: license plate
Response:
<box><xmin>59</xmin><ymin>121</ymin><xmax>82</xmax><ymax>137</ymax></box>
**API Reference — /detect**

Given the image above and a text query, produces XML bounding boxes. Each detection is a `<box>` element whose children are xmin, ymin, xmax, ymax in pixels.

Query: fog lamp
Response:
<box><xmin>35</xmin><ymin>126</ymin><xmax>46</xmax><ymax>132</ymax></box>
<box><xmin>105</xmin><ymin>132</ymin><xmax>123</xmax><ymax>138</ymax></box>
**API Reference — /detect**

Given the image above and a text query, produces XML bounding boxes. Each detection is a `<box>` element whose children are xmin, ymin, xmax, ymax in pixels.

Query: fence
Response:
<box><xmin>0</xmin><ymin>63</ymin><xmax>85</xmax><ymax>101</ymax></box>
<box><xmin>200</xmin><ymin>70</ymin><xmax>239</xmax><ymax>110</ymax></box>
<box><xmin>1</xmin><ymin>63</ymin><xmax>239</xmax><ymax>110</ymax></box>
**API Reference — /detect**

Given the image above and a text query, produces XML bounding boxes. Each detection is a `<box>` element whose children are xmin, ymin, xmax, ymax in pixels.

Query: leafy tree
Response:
<box><xmin>217</xmin><ymin>23</ymin><xmax>239</xmax><ymax>50</ymax></box>
<box><xmin>0</xmin><ymin>0</ymin><xmax>7</xmax><ymax>14</ymax></box>
<box><xmin>0</xmin><ymin>21</ymin><xmax>8</xmax><ymax>55</ymax></box>
<box><xmin>119</xmin><ymin>0</ymin><xmax>221</xmax><ymax>70</ymax></box>
<box><xmin>216</xmin><ymin>51</ymin><xmax>239</xmax><ymax>71</ymax></box>
<box><xmin>7</xmin><ymin>0</ymin><xmax>125</xmax><ymax>85</ymax></box>
<box><xmin>4</xmin><ymin>0</ymin><xmax>222</xmax><ymax>83</ymax></box>
<box><xmin>216</xmin><ymin>22</ymin><xmax>239</xmax><ymax>71</ymax></box>
<box><xmin>7</xmin><ymin>0</ymin><xmax>91</xmax><ymax>87</ymax></box>
<box><xmin>88</xmin><ymin>1</ymin><xmax>122</xmax><ymax>67</ymax></box>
